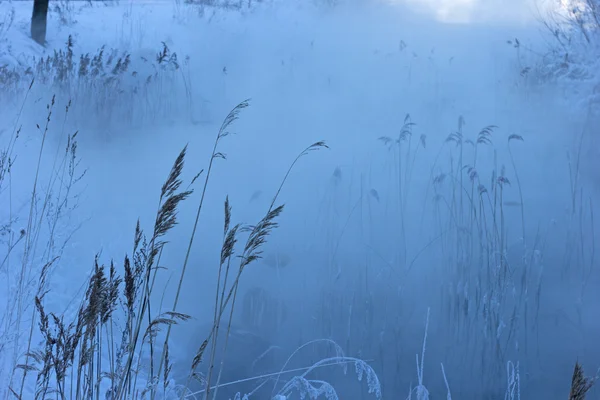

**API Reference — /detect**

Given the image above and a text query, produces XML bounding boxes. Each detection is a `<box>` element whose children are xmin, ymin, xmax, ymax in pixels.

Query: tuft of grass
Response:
<box><xmin>0</xmin><ymin>37</ymin><xmax>189</xmax><ymax>131</ymax></box>
<box><xmin>183</xmin><ymin>138</ymin><xmax>328</xmax><ymax>400</ymax></box>
<box><xmin>0</xmin><ymin>86</ymin><xmax>86</xmax><ymax>400</ymax></box>
<box><xmin>1</xmin><ymin>90</ymin><xmax>335</xmax><ymax>399</ymax></box>
<box><xmin>569</xmin><ymin>361</ymin><xmax>598</xmax><ymax>400</ymax></box>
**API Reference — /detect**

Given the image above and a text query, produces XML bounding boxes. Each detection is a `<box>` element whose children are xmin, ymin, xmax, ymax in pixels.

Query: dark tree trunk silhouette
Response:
<box><xmin>31</xmin><ymin>0</ymin><xmax>50</xmax><ymax>45</ymax></box>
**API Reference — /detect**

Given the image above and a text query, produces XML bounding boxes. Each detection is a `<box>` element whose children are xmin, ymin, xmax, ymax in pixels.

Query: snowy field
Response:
<box><xmin>0</xmin><ymin>0</ymin><xmax>599</xmax><ymax>399</ymax></box>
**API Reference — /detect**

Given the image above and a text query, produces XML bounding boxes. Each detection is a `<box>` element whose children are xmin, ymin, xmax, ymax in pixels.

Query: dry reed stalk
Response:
<box><xmin>569</xmin><ymin>361</ymin><xmax>597</xmax><ymax>400</ymax></box>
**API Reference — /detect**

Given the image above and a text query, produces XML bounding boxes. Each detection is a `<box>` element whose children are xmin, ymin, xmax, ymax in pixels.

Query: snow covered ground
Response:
<box><xmin>0</xmin><ymin>0</ymin><xmax>599</xmax><ymax>399</ymax></box>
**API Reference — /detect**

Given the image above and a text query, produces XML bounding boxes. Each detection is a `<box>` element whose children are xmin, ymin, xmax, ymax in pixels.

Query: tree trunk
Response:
<box><xmin>31</xmin><ymin>0</ymin><xmax>50</xmax><ymax>45</ymax></box>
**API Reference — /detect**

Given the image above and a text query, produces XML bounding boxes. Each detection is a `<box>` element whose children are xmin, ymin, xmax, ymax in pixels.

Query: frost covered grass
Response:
<box><xmin>0</xmin><ymin>36</ymin><xmax>189</xmax><ymax>132</ymax></box>
<box><xmin>311</xmin><ymin>116</ymin><xmax>537</xmax><ymax>396</ymax></box>
<box><xmin>314</xmin><ymin>106</ymin><xmax>599</xmax><ymax>397</ymax></box>
<box><xmin>0</xmin><ymin>91</ymin><xmax>383</xmax><ymax>399</ymax></box>
<box><xmin>514</xmin><ymin>0</ymin><xmax>600</xmax><ymax>111</ymax></box>
<box><xmin>1</xmin><ymin>0</ymin><xmax>599</xmax><ymax>399</ymax></box>
<box><xmin>0</xmin><ymin>89</ymin><xmax>86</xmax><ymax>400</ymax></box>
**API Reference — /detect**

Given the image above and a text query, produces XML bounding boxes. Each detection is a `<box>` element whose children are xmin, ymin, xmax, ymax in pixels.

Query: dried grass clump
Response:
<box><xmin>2</xmin><ymin>96</ymin><xmax>334</xmax><ymax>399</ymax></box>
<box><xmin>569</xmin><ymin>361</ymin><xmax>598</xmax><ymax>400</ymax></box>
<box><xmin>377</xmin><ymin>113</ymin><xmax>536</xmax><ymax>387</ymax></box>
<box><xmin>1</xmin><ymin>36</ymin><xmax>188</xmax><ymax>130</ymax></box>
<box><xmin>516</xmin><ymin>0</ymin><xmax>600</xmax><ymax>106</ymax></box>
<box><xmin>0</xmin><ymin>88</ymin><xmax>86</xmax><ymax>400</ymax></box>
<box><xmin>10</xmin><ymin>139</ymin><xmax>194</xmax><ymax>399</ymax></box>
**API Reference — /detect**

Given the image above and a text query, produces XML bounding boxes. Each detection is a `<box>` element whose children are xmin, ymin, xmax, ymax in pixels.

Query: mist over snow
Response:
<box><xmin>0</xmin><ymin>0</ymin><xmax>599</xmax><ymax>399</ymax></box>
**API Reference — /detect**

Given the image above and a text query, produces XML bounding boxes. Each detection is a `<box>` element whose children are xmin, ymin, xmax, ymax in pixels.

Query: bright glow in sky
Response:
<box><xmin>387</xmin><ymin>0</ymin><xmax>546</xmax><ymax>24</ymax></box>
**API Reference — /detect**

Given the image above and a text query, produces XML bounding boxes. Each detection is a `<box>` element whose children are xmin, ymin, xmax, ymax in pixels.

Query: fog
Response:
<box><xmin>0</xmin><ymin>0</ymin><xmax>598</xmax><ymax>399</ymax></box>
